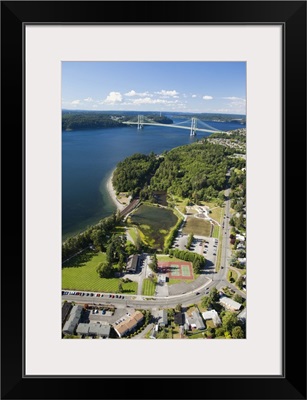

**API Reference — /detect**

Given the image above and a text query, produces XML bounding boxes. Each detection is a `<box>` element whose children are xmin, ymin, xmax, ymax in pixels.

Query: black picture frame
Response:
<box><xmin>1</xmin><ymin>1</ymin><xmax>306</xmax><ymax>399</ymax></box>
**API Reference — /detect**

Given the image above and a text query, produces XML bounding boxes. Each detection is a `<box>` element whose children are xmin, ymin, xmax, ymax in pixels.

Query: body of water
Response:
<box><xmin>62</xmin><ymin>118</ymin><xmax>245</xmax><ymax>239</ymax></box>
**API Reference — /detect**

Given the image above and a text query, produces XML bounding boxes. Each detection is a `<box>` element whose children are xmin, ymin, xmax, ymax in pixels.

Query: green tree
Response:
<box><xmin>96</xmin><ymin>262</ymin><xmax>113</xmax><ymax>278</ymax></box>
<box><xmin>175</xmin><ymin>304</ymin><xmax>182</xmax><ymax>312</ymax></box>
<box><xmin>150</xmin><ymin>253</ymin><xmax>158</xmax><ymax>273</ymax></box>
<box><xmin>237</xmin><ymin>276</ymin><xmax>244</xmax><ymax>290</ymax></box>
<box><xmin>201</xmin><ymin>296</ymin><xmax>212</xmax><ymax>309</ymax></box>
<box><xmin>118</xmin><ymin>283</ymin><xmax>123</xmax><ymax>293</ymax></box>
<box><xmin>224</xmin><ymin>331</ymin><xmax>232</xmax><ymax>339</ymax></box>
<box><xmin>222</xmin><ymin>311</ymin><xmax>238</xmax><ymax>331</ymax></box>
<box><xmin>215</xmin><ymin>327</ymin><xmax>225</xmax><ymax>337</ymax></box>
<box><xmin>233</xmin><ymin>294</ymin><xmax>244</xmax><ymax>304</ymax></box>
<box><xmin>193</xmin><ymin>258</ymin><xmax>201</xmax><ymax>274</ymax></box>
<box><xmin>232</xmin><ymin>326</ymin><xmax>245</xmax><ymax>339</ymax></box>
<box><xmin>209</xmin><ymin>287</ymin><xmax>220</xmax><ymax>303</ymax></box>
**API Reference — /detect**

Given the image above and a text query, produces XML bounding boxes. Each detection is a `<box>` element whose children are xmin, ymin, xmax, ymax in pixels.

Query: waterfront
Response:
<box><xmin>62</xmin><ymin>119</ymin><xmax>245</xmax><ymax>239</ymax></box>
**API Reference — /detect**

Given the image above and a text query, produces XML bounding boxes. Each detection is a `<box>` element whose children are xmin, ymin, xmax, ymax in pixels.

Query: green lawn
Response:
<box><xmin>130</xmin><ymin>204</ymin><xmax>178</xmax><ymax>250</ymax></box>
<box><xmin>168</xmin><ymin>278</ymin><xmax>193</xmax><ymax>286</ymax></box>
<box><xmin>205</xmin><ymin>320</ymin><xmax>215</xmax><ymax>329</ymax></box>
<box><xmin>228</xmin><ymin>269</ymin><xmax>238</xmax><ymax>283</ymax></box>
<box><xmin>182</xmin><ymin>217</ymin><xmax>211</xmax><ymax>236</ymax></box>
<box><xmin>142</xmin><ymin>279</ymin><xmax>156</xmax><ymax>296</ymax></box>
<box><xmin>209</xmin><ymin>206</ymin><xmax>223</xmax><ymax>224</ymax></box>
<box><xmin>187</xmin><ymin>330</ymin><xmax>206</xmax><ymax>339</ymax></box>
<box><xmin>212</xmin><ymin>225</ymin><xmax>219</xmax><ymax>238</ymax></box>
<box><xmin>127</xmin><ymin>227</ymin><xmax>138</xmax><ymax>244</ymax></box>
<box><xmin>157</xmin><ymin>255</ymin><xmax>183</xmax><ymax>262</ymax></box>
<box><xmin>62</xmin><ymin>251</ymin><xmax>137</xmax><ymax>293</ymax></box>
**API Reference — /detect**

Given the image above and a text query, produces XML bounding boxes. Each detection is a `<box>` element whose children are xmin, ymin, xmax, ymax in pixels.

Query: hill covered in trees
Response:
<box><xmin>62</xmin><ymin>112</ymin><xmax>124</xmax><ymax>130</ymax></box>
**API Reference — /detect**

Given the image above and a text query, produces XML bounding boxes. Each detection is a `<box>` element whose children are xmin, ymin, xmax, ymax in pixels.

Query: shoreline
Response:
<box><xmin>106</xmin><ymin>170</ymin><xmax>126</xmax><ymax>212</ymax></box>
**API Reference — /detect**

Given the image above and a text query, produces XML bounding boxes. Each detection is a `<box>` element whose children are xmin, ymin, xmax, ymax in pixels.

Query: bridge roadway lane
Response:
<box><xmin>123</xmin><ymin>121</ymin><xmax>227</xmax><ymax>134</ymax></box>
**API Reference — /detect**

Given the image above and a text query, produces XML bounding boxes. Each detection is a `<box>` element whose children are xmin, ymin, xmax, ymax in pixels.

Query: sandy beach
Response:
<box><xmin>106</xmin><ymin>170</ymin><xmax>126</xmax><ymax>212</ymax></box>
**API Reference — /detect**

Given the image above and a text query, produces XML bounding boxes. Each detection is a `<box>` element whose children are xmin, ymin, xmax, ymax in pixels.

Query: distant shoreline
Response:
<box><xmin>106</xmin><ymin>170</ymin><xmax>126</xmax><ymax>212</ymax></box>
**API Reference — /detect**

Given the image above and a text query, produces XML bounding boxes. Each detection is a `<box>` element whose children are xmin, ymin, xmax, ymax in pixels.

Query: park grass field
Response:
<box><xmin>212</xmin><ymin>225</ymin><xmax>219</xmax><ymax>238</ymax></box>
<box><xmin>157</xmin><ymin>255</ymin><xmax>183</xmax><ymax>262</ymax></box>
<box><xmin>142</xmin><ymin>279</ymin><xmax>156</xmax><ymax>296</ymax></box>
<box><xmin>62</xmin><ymin>251</ymin><xmax>137</xmax><ymax>293</ymax></box>
<box><xmin>209</xmin><ymin>206</ymin><xmax>223</xmax><ymax>224</ymax></box>
<box><xmin>182</xmin><ymin>217</ymin><xmax>211</xmax><ymax>236</ymax></box>
<box><xmin>130</xmin><ymin>204</ymin><xmax>178</xmax><ymax>250</ymax></box>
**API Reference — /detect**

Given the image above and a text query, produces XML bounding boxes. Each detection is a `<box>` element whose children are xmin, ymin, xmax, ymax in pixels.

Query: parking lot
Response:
<box><xmin>172</xmin><ymin>231</ymin><xmax>219</xmax><ymax>269</ymax></box>
<box><xmin>89</xmin><ymin>307</ymin><xmax>131</xmax><ymax>324</ymax></box>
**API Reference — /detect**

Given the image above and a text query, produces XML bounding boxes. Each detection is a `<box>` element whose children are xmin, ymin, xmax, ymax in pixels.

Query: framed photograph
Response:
<box><xmin>1</xmin><ymin>1</ymin><xmax>306</xmax><ymax>399</ymax></box>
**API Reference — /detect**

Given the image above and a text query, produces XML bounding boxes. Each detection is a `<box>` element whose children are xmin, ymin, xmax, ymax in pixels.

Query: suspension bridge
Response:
<box><xmin>123</xmin><ymin>115</ymin><xmax>227</xmax><ymax>136</ymax></box>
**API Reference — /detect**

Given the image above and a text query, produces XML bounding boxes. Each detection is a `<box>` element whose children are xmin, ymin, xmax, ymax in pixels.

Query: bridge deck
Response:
<box><xmin>123</xmin><ymin>121</ymin><xmax>226</xmax><ymax>134</ymax></box>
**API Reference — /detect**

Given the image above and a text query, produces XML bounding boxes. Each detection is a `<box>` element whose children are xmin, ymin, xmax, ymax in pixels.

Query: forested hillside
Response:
<box><xmin>112</xmin><ymin>141</ymin><xmax>241</xmax><ymax>203</ymax></box>
<box><xmin>112</xmin><ymin>153</ymin><xmax>161</xmax><ymax>195</ymax></box>
<box><xmin>62</xmin><ymin>112</ymin><xmax>123</xmax><ymax>130</ymax></box>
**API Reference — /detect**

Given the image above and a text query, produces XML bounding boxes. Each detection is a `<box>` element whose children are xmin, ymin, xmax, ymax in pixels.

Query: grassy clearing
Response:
<box><xmin>157</xmin><ymin>255</ymin><xmax>185</xmax><ymax>262</ymax></box>
<box><xmin>127</xmin><ymin>227</ymin><xmax>137</xmax><ymax>243</ymax></box>
<box><xmin>215</xmin><ymin>220</ymin><xmax>224</xmax><ymax>272</ymax></box>
<box><xmin>182</xmin><ymin>217</ymin><xmax>211</xmax><ymax>236</ymax></box>
<box><xmin>130</xmin><ymin>204</ymin><xmax>178</xmax><ymax>250</ymax></box>
<box><xmin>209</xmin><ymin>207</ymin><xmax>223</xmax><ymax>224</ymax></box>
<box><xmin>142</xmin><ymin>279</ymin><xmax>156</xmax><ymax>296</ymax></box>
<box><xmin>186</xmin><ymin>330</ymin><xmax>205</xmax><ymax>339</ymax></box>
<box><xmin>205</xmin><ymin>320</ymin><xmax>215</xmax><ymax>329</ymax></box>
<box><xmin>228</xmin><ymin>269</ymin><xmax>238</xmax><ymax>283</ymax></box>
<box><xmin>62</xmin><ymin>251</ymin><xmax>137</xmax><ymax>293</ymax></box>
<box><xmin>212</xmin><ymin>225</ymin><xmax>219</xmax><ymax>238</ymax></box>
<box><xmin>168</xmin><ymin>278</ymin><xmax>194</xmax><ymax>286</ymax></box>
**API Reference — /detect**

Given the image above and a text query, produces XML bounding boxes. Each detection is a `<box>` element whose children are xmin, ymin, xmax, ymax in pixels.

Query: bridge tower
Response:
<box><xmin>190</xmin><ymin>117</ymin><xmax>197</xmax><ymax>136</ymax></box>
<box><xmin>137</xmin><ymin>115</ymin><xmax>144</xmax><ymax>130</ymax></box>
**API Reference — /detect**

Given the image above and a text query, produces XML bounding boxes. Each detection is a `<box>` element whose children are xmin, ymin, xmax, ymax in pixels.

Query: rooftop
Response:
<box><xmin>219</xmin><ymin>296</ymin><xmax>242</xmax><ymax>311</ymax></box>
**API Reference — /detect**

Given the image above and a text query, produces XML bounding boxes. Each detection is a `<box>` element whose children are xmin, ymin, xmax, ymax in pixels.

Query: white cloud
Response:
<box><xmin>222</xmin><ymin>96</ymin><xmax>246</xmax><ymax>101</ymax></box>
<box><xmin>84</xmin><ymin>97</ymin><xmax>94</xmax><ymax>102</ymax></box>
<box><xmin>221</xmin><ymin>97</ymin><xmax>246</xmax><ymax>114</ymax></box>
<box><xmin>103</xmin><ymin>91</ymin><xmax>123</xmax><ymax>104</ymax></box>
<box><xmin>124</xmin><ymin>90</ymin><xmax>152</xmax><ymax>97</ymax></box>
<box><xmin>203</xmin><ymin>95</ymin><xmax>213</xmax><ymax>100</ymax></box>
<box><xmin>71</xmin><ymin>100</ymin><xmax>81</xmax><ymax>105</ymax></box>
<box><xmin>155</xmin><ymin>90</ymin><xmax>179</xmax><ymax>97</ymax></box>
<box><xmin>92</xmin><ymin>104</ymin><xmax>98</xmax><ymax>108</ymax></box>
<box><xmin>192</xmin><ymin>94</ymin><xmax>197</xmax><ymax>98</ymax></box>
<box><xmin>131</xmin><ymin>97</ymin><xmax>167</xmax><ymax>105</ymax></box>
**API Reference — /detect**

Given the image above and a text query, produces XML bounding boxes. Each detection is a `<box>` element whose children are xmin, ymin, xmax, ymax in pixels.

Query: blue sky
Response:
<box><xmin>62</xmin><ymin>62</ymin><xmax>246</xmax><ymax>115</ymax></box>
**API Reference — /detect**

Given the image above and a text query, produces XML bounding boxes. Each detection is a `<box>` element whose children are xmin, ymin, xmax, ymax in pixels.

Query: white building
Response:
<box><xmin>202</xmin><ymin>310</ymin><xmax>221</xmax><ymax>327</ymax></box>
<box><xmin>219</xmin><ymin>296</ymin><xmax>242</xmax><ymax>311</ymax></box>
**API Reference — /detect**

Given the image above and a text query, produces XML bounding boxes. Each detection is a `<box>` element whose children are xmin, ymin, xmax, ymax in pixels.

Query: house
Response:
<box><xmin>76</xmin><ymin>322</ymin><xmax>111</xmax><ymax>338</ymax></box>
<box><xmin>158</xmin><ymin>310</ymin><xmax>168</xmax><ymax>327</ymax></box>
<box><xmin>219</xmin><ymin>296</ymin><xmax>242</xmax><ymax>311</ymax></box>
<box><xmin>113</xmin><ymin>310</ymin><xmax>144</xmax><ymax>338</ymax></box>
<box><xmin>62</xmin><ymin>302</ymin><xmax>72</xmax><ymax>327</ymax></box>
<box><xmin>62</xmin><ymin>305</ymin><xmax>83</xmax><ymax>335</ymax></box>
<box><xmin>202</xmin><ymin>310</ymin><xmax>222</xmax><ymax>327</ymax></box>
<box><xmin>238</xmin><ymin>257</ymin><xmax>246</xmax><ymax>265</ymax></box>
<box><xmin>237</xmin><ymin>308</ymin><xmax>247</xmax><ymax>323</ymax></box>
<box><xmin>236</xmin><ymin>242</ymin><xmax>245</xmax><ymax>250</ymax></box>
<box><xmin>174</xmin><ymin>312</ymin><xmax>184</xmax><ymax>326</ymax></box>
<box><xmin>236</xmin><ymin>234</ymin><xmax>245</xmax><ymax>242</ymax></box>
<box><xmin>186</xmin><ymin>310</ymin><xmax>205</xmax><ymax>330</ymax></box>
<box><xmin>126</xmin><ymin>254</ymin><xmax>139</xmax><ymax>273</ymax></box>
